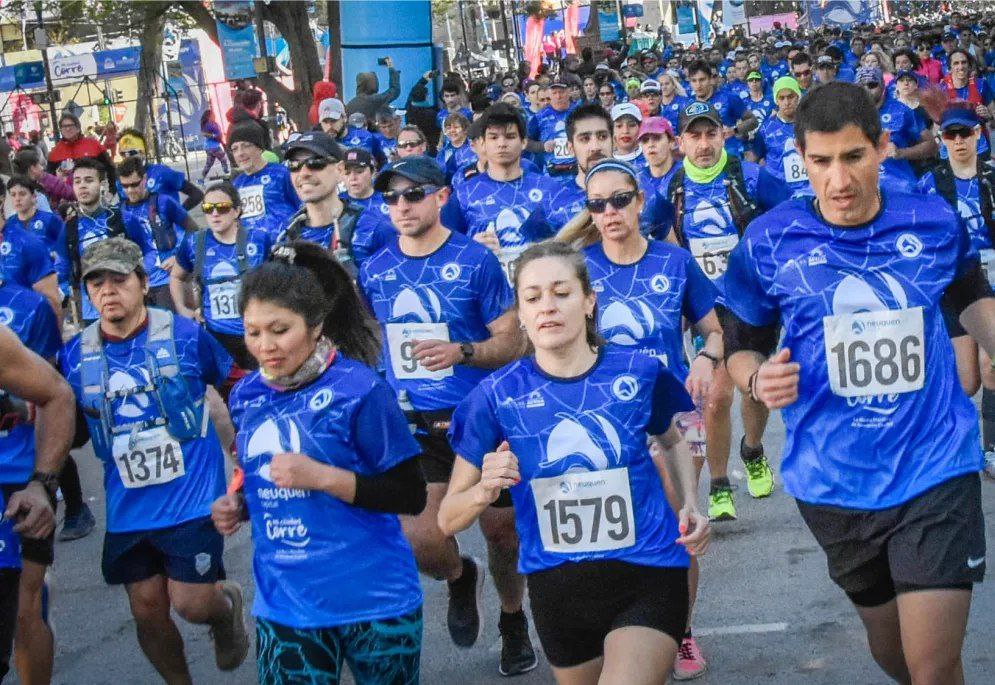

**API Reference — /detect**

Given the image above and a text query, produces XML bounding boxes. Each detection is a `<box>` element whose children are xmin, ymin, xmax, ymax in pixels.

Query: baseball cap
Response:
<box><xmin>595</xmin><ymin>62</ymin><xmax>610</xmax><ymax>72</ymax></box>
<box><xmin>318</xmin><ymin>98</ymin><xmax>346</xmax><ymax>122</ymax></box>
<box><xmin>81</xmin><ymin>237</ymin><xmax>143</xmax><ymax>281</ymax></box>
<box><xmin>816</xmin><ymin>55</ymin><xmax>836</xmax><ymax>67</ymax></box>
<box><xmin>940</xmin><ymin>106</ymin><xmax>981</xmax><ymax>130</ymax></box>
<box><xmin>855</xmin><ymin>66</ymin><xmax>883</xmax><ymax>84</ymax></box>
<box><xmin>342</xmin><ymin>147</ymin><xmax>374</xmax><ymax>168</ymax></box>
<box><xmin>640</xmin><ymin>78</ymin><xmax>662</xmax><ymax>94</ymax></box>
<box><xmin>637</xmin><ymin>116</ymin><xmax>674</xmax><ymax>141</ymax></box>
<box><xmin>747</xmin><ymin>71</ymin><xmax>763</xmax><ymax>81</ymax></box>
<box><xmin>374</xmin><ymin>155</ymin><xmax>446</xmax><ymax>192</ymax></box>
<box><xmin>942</xmin><ymin>32</ymin><xmax>956</xmax><ymax>41</ymax></box>
<box><xmin>894</xmin><ymin>69</ymin><xmax>917</xmax><ymax>82</ymax></box>
<box><xmin>549</xmin><ymin>78</ymin><xmax>569</xmax><ymax>89</ymax></box>
<box><xmin>678</xmin><ymin>101</ymin><xmax>722</xmax><ymax>133</ymax></box>
<box><xmin>347</xmin><ymin>112</ymin><xmax>367</xmax><ymax>128</ymax></box>
<box><xmin>611</xmin><ymin>102</ymin><xmax>643</xmax><ymax>122</ymax></box>
<box><xmin>285</xmin><ymin>131</ymin><xmax>344</xmax><ymax>161</ymax></box>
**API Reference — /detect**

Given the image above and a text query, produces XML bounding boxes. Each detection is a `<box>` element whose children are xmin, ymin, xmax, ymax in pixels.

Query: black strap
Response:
<box><xmin>194</xmin><ymin>226</ymin><xmax>249</xmax><ymax>286</ymax></box>
<box><xmin>667</xmin><ymin>159</ymin><xmax>759</xmax><ymax>246</ymax></box>
<box><xmin>667</xmin><ymin>166</ymin><xmax>687</xmax><ymax>247</ymax></box>
<box><xmin>932</xmin><ymin>160</ymin><xmax>995</xmax><ymax>247</ymax></box>
<box><xmin>66</xmin><ymin>215</ymin><xmax>80</xmax><ymax>285</ymax></box>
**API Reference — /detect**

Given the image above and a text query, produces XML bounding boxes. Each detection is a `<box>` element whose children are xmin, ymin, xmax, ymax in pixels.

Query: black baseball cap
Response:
<box><xmin>342</xmin><ymin>147</ymin><xmax>374</xmax><ymax>169</ymax></box>
<box><xmin>678</xmin><ymin>101</ymin><xmax>722</xmax><ymax>134</ymax></box>
<box><xmin>285</xmin><ymin>131</ymin><xmax>343</xmax><ymax>161</ymax></box>
<box><xmin>374</xmin><ymin>155</ymin><xmax>446</xmax><ymax>192</ymax></box>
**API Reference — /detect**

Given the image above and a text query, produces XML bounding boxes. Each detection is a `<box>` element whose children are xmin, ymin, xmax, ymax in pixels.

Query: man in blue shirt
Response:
<box><xmin>116</xmin><ymin>129</ymin><xmax>204</xmax><ymax>210</ymax></box>
<box><xmin>229</xmin><ymin>120</ymin><xmax>301</xmax><ymax>237</ymax></box>
<box><xmin>526</xmin><ymin>78</ymin><xmax>577</xmax><ymax>175</ymax></box>
<box><xmin>686</xmin><ymin>60</ymin><xmax>756</xmax><ymax>158</ymax></box>
<box><xmin>60</xmin><ymin>238</ymin><xmax>249</xmax><ymax>682</ymax></box>
<box><xmin>721</xmin><ymin>81</ymin><xmax>990</xmax><ymax>685</ymax></box>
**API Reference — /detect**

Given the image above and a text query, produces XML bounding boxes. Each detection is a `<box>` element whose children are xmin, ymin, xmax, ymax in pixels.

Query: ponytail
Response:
<box><xmin>555</xmin><ymin>208</ymin><xmax>601</xmax><ymax>249</ymax></box>
<box><xmin>240</xmin><ymin>241</ymin><xmax>382</xmax><ymax>367</ymax></box>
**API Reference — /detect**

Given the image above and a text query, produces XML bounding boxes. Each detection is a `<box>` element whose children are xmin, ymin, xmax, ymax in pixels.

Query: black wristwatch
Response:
<box><xmin>30</xmin><ymin>470</ymin><xmax>59</xmax><ymax>499</ymax></box>
<box><xmin>696</xmin><ymin>350</ymin><xmax>721</xmax><ymax>369</ymax></box>
<box><xmin>459</xmin><ymin>342</ymin><xmax>475</xmax><ymax>364</ymax></box>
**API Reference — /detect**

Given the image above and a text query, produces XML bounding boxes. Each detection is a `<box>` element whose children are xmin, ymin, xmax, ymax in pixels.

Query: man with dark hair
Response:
<box><xmin>526</xmin><ymin>78</ymin><xmax>578</xmax><ymax>175</ymax></box>
<box><xmin>545</xmin><ymin>102</ymin><xmax>614</xmax><ymax>227</ymax></box>
<box><xmin>790</xmin><ymin>52</ymin><xmax>814</xmax><ymax>91</ymax></box>
<box><xmin>686</xmin><ymin>60</ymin><xmax>756</xmax><ymax>158</ymax></box>
<box><xmin>721</xmin><ymin>79</ymin><xmax>991</xmax><ymax>685</ymax></box>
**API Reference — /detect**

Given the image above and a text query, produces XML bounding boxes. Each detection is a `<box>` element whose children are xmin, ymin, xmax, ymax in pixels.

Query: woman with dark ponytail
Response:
<box><xmin>211</xmin><ymin>241</ymin><xmax>426</xmax><ymax>684</ymax></box>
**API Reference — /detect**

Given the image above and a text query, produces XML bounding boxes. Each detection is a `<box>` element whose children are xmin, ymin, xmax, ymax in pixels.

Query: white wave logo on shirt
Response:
<box><xmin>956</xmin><ymin>197</ymin><xmax>984</xmax><ymax>239</ymax></box>
<box><xmin>542</xmin><ymin>412</ymin><xmax>622</xmax><ymax>474</ymax></box>
<box><xmin>107</xmin><ymin>370</ymin><xmax>153</xmax><ymax>419</ymax></box>
<box><xmin>0</xmin><ymin>307</ymin><xmax>13</xmax><ymax>326</ymax></box>
<box><xmin>487</xmin><ymin>207</ymin><xmax>530</xmax><ymax>248</ymax></box>
<box><xmin>244</xmin><ymin>417</ymin><xmax>308</xmax><ymax>503</ymax></box>
<box><xmin>391</xmin><ymin>286</ymin><xmax>443</xmax><ymax>323</ymax></box>
<box><xmin>690</xmin><ymin>198</ymin><xmax>733</xmax><ymax>236</ymax></box>
<box><xmin>831</xmin><ymin>271</ymin><xmax>908</xmax><ymax>416</ymax></box>
<box><xmin>601</xmin><ymin>300</ymin><xmax>656</xmax><ymax>346</ymax></box>
<box><xmin>209</xmin><ymin>261</ymin><xmax>238</xmax><ymax>280</ymax></box>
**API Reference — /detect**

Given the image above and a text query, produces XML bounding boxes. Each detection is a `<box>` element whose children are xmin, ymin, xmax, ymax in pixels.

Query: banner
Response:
<box><xmin>214</xmin><ymin>0</ymin><xmax>258</xmax><ymax>81</ymax></box>
<box><xmin>748</xmin><ymin>12</ymin><xmax>798</xmax><ymax>33</ymax></box>
<box><xmin>676</xmin><ymin>5</ymin><xmax>697</xmax><ymax>41</ymax></box>
<box><xmin>697</xmin><ymin>0</ymin><xmax>714</xmax><ymax>44</ymax></box>
<box><xmin>723</xmin><ymin>0</ymin><xmax>747</xmax><ymax>29</ymax></box>
<box><xmin>621</xmin><ymin>3</ymin><xmax>643</xmax><ymax>18</ymax></box>
<box><xmin>599</xmin><ymin>10</ymin><xmax>620</xmax><ymax>42</ymax></box>
<box><xmin>808</xmin><ymin>1</ymin><xmax>875</xmax><ymax>27</ymax></box>
<box><xmin>158</xmin><ymin>39</ymin><xmax>209</xmax><ymax>152</ymax></box>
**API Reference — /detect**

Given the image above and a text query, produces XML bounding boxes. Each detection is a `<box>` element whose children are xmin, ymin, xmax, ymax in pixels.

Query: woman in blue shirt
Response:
<box><xmin>211</xmin><ymin>241</ymin><xmax>426</xmax><ymax>685</ymax></box>
<box><xmin>440</xmin><ymin>240</ymin><xmax>710</xmax><ymax>684</ymax></box>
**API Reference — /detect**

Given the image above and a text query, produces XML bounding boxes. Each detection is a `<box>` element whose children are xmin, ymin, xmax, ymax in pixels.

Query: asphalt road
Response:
<box><xmin>9</xmin><ymin>394</ymin><xmax>994</xmax><ymax>685</ymax></box>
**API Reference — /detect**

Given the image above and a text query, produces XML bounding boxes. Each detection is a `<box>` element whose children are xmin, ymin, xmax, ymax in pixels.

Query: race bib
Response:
<box><xmin>531</xmin><ymin>468</ymin><xmax>635</xmax><ymax>553</ymax></box>
<box><xmin>689</xmin><ymin>234</ymin><xmax>739</xmax><ymax>280</ymax></box>
<box><xmin>498</xmin><ymin>245</ymin><xmax>526</xmax><ymax>284</ymax></box>
<box><xmin>823</xmin><ymin>306</ymin><xmax>925</xmax><ymax>398</ymax></box>
<box><xmin>207</xmin><ymin>281</ymin><xmax>240</xmax><ymax>320</ymax></box>
<box><xmin>552</xmin><ymin>136</ymin><xmax>570</xmax><ymax>159</ymax></box>
<box><xmin>239</xmin><ymin>185</ymin><xmax>265</xmax><ymax>218</ymax></box>
<box><xmin>112</xmin><ymin>427</ymin><xmax>185</xmax><ymax>489</ymax></box>
<box><xmin>782</xmin><ymin>149</ymin><xmax>808</xmax><ymax>183</ymax></box>
<box><xmin>386</xmin><ymin>322</ymin><xmax>454</xmax><ymax>380</ymax></box>
<box><xmin>981</xmin><ymin>249</ymin><xmax>995</xmax><ymax>287</ymax></box>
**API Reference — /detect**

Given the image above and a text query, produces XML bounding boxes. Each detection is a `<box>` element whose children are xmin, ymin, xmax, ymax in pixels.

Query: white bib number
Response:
<box><xmin>207</xmin><ymin>281</ymin><xmax>240</xmax><ymax>320</ymax></box>
<box><xmin>112</xmin><ymin>428</ymin><xmax>185</xmax><ymax>489</ymax></box>
<box><xmin>981</xmin><ymin>249</ymin><xmax>995</xmax><ymax>287</ymax></box>
<box><xmin>531</xmin><ymin>468</ymin><xmax>635</xmax><ymax>553</ymax></box>
<box><xmin>782</xmin><ymin>150</ymin><xmax>808</xmax><ymax>182</ymax></box>
<box><xmin>823</xmin><ymin>306</ymin><xmax>925</xmax><ymax>398</ymax></box>
<box><xmin>239</xmin><ymin>186</ymin><xmax>265</xmax><ymax>219</ymax></box>
<box><xmin>552</xmin><ymin>136</ymin><xmax>570</xmax><ymax>159</ymax></box>
<box><xmin>689</xmin><ymin>234</ymin><xmax>739</xmax><ymax>280</ymax></box>
<box><xmin>386</xmin><ymin>322</ymin><xmax>454</xmax><ymax>380</ymax></box>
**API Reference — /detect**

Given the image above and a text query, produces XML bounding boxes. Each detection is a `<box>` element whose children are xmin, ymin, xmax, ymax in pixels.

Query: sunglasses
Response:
<box><xmin>396</xmin><ymin>140</ymin><xmax>425</xmax><ymax>150</ymax></box>
<box><xmin>121</xmin><ymin>149</ymin><xmax>143</xmax><ymax>158</ymax></box>
<box><xmin>202</xmin><ymin>201</ymin><xmax>235</xmax><ymax>214</ymax></box>
<box><xmin>942</xmin><ymin>127</ymin><xmax>976</xmax><ymax>140</ymax></box>
<box><xmin>382</xmin><ymin>185</ymin><xmax>439</xmax><ymax>206</ymax></box>
<box><xmin>120</xmin><ymin>180</ymin><xmax>144</xmax><ymax>189</ymax></box>
<box><xmin>586</xmin><ymin>191</ymin><xmax>637</xmax><ymax>214</ymax></box>
<box><xmin>285</xmin><ymin>156</ymin><xmax>335</xmax><ymax>172</ymax></box>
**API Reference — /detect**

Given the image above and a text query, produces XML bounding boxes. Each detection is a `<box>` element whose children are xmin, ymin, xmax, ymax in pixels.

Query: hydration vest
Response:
<box><xmin>666</xmin><ymin>156</ymin><xmax>761</xmax><ymax>248</ymax></box>
<box><xmin>193</xmin><ymin>226</ymin><xmax>249</xmax><ymax>288</ymax></box>
<box><xmin>64</xmin><ymin>206</ymin><xmax>126</xmax><ymax>285</ymax></box>
<box><xmin>79</xmin><ymin>308</ymin><xmax>205</xmax><ymax>460</ymax></box>
<box><xmin>281</xmin><ymin>202</ymin><xmax>364</xmax><ymax>275</ymax></box>
<box><xmin>930</xmin><ymin>158</ymin><xmax>995</xmax><ymax>246</ymax></box>
<box><xmin>142</xmin><ymin>193</ymin><xmax>179</xmax><ymax>255</ymax></box>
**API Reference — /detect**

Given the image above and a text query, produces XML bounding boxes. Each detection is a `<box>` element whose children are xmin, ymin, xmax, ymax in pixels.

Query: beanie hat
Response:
<box><xmin>227</xmin><ymin>119</ymin><xmax>267</xmax><ymax>150</ymax></box>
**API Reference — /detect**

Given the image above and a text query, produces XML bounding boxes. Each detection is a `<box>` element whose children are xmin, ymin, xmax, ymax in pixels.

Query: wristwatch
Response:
<box><xmin>30</xmin><ymin>470</ymin><xmax>59</xmax><ymax>499</ymax></box>
<box><xmin>459</xmin><ymin>342</ymin><xmax>475</xmax><ymax>364</ymax></box>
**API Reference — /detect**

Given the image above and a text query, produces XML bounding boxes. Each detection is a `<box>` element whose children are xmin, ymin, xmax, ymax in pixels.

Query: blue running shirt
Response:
<box><xmin>232</xmin><ymin>163</ymin><xmax>301</xmax><ymax>237</ymax></box>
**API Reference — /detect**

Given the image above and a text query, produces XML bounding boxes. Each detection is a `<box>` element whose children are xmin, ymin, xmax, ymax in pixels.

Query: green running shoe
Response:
<box><xmin>708</xmin><ymin>486</ymin><xmax>737</xmax><ymax>521</ymax></box>
<box><xmin>741</xmin><ymin>439</ymin><xmax>775</xmax><ymax>499</ymax></box>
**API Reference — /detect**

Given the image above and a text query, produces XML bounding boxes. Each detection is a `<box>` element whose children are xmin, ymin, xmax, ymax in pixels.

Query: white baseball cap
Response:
<box><xmin>611</xmin><ymin>102</ymin><xmax>643</xmax><ymax>123</ymax></box>
<box><xmin>318</xmin><ymin>98</ymin><xmax>345</xmax><ymax>122</ymax></box>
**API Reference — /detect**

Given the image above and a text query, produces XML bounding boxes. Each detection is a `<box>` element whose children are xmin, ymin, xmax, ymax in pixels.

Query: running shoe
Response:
<box><xmin>58</xmin><ymin>502</ymin><xmax>95</xmax><ymax>541</ymax></box>
<box><xmin>673</xmin><ymin>636</ymin><xmax>708</xmax><ymax>680</ymax></box>
<box><xmin>742</xmin><ymin>439</ymin><xmax>775</xmax><ymax>498</ymax></box>
<box><xmin>447</xmin><ymin>555</ymin><xmax>485</xmax><ymax>648</ymax></box>
<box><xmin>708</xmin><ymin>486</ymin><xmax>737</xmax><ymax>521</ymax></box>
<box><xmin>498</xmin><ymin>610</ymin><xmax>539</xmax><ymax>677</ymax></box>
<box><xmin>211</xmin><ymin>580</ymin><xmax>250</xmax><ymax>671</ymax></box>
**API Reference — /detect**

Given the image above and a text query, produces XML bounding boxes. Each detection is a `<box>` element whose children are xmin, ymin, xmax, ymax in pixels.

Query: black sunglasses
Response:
<box><xmin>396</xmin><ymin>140</ymin><xmax>425</xmax><ymax>150</ymax></box>
<box><xmin>586</xmin><ymin>191</ymin><xmax>637</xmax><ymax>214</ymax></box>
<box><xmin>942</xmin><ymin>127</ymin><xmax>976</xmax><ymax>140</ymax></box>
<box><xmin>382</xmin><ymin>185</ymin><xmax>440</xmax><ymax>206</ymax></box>
<box><xmin>285</xmin><ymin>157</ymin><xmax>335</xmax><ymax>172</ymax></box>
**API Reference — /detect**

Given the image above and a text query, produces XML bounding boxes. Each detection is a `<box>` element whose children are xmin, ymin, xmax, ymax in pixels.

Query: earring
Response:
<box><xmin>519</xmin><ymin>323</ymin><xmax>526</xmax><ymax>331</ymax></box>
<box><xmin>586</xmin><ymin>313</ymin><xmax>594</xmax><ymax>321</ymax></box>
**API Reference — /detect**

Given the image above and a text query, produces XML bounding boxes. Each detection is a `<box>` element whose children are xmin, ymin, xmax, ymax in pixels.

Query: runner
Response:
<box><xmin>4</xmin><ymin>176</ymin><xmax>69</xmax><ymax>299</ymax></box>
<box><xmin>0</xmin><ymin>195</ymin><xmax>61</xmax><ymax>317</ymax></box>
<box><xmin>170</xmin><ymin>181</ymin><xmax>271</xmax><ymax>373</ymax></box>
<box><xmin>559</xmin><ymin>158</ymin><xmax>722</xmax><ymax>680</ymax></box>
<box><xmin>685</xmin><ymin>60</ymin><xmax>756</xmax><ymax>158</ymax></box>
<box><xmin>116</xmin><ymin>128</ymin><xmax>204</xmax><ymax>209</ymax></box>
<box><xmin>611</xmin><ymin>103</ymin><xmax>647</xmax><ymax>172</ymax></box>
<box><xmin>437</xmin><ymin>112</ymin><xmax>476</xmax><ymax>181</ymax></box>
<box><xmin>666</xmin><ymin>101</ymin><xmax>776</xmax><ymax>521</ymax></box>
<box><xmin>439</xmin><ymin>240</ymin><xmax>710</xmax><ymax>684</ymax></box>
<box><xmin>0</xmin><ymin>278</ymin><xmax>73</xmax><ymax>685</ymax></box>
<box><xmin>545</xmin><ymin>103</ymin><xmax>613</xmax><ymax>230</ymax></box>
<box><xmin>229</xmin><ymin>120</ymin><xmax>302</xmax><ymax>238</ymax></box>
<box><xmin>526</xmin><ymin>78</ymin><xmax>578</xmax><ymax>176</ymax></box>
<box><xmin>277</xmin><ymin>132</ymin><xmax>394</xmax><ymax>276</ymax></box>
<box><xmin>720</xmin><ymin>81</ymin><xmax>989</xmax><ymax>685</ymax></box>
<box><xmin>118</xmin><ymin>156</ymin><xmax>199</xmax><ymax>310</ymax></box>
<box><xmin>743</xmin><ymin>71</ymin><xmax>774</xmax><ymax>123</ymax></box>
<box><xmin>748</xmin><ymin>77</ymin><xmax>810</xmax><ymax>197</ymax></box>
<box><xmin>358</xmin><ymin>156</ymin><xmax>538</xmax><ymax>676</ymax></box>
<box><xmin>212</xmin><ymin>240</ymin><xmax>426</xmax><ymax>684</ymax></box>
<box><xmin>396</xmin><ymin>126</ymin><xmax>429</xmax><ymax>159</ymax></box>
<box><xmin>635</xmin><ymin>117</ymin><xmax>679</xmax><ymax>241</ymax></box>
<box><xmin>60</xmin><ymin>238</ymin><xmax>249</xmax><ymax>682</ymax></box>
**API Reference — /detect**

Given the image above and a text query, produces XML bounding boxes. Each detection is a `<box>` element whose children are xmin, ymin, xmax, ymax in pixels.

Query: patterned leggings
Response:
<box><xmin>256</xmin><ymin>608</ymin><xmax>422</xmax><ymax>685</ymax></box>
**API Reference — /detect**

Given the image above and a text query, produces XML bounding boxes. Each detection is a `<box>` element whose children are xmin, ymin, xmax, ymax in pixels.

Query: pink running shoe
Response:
<box><xmin>673</xmin><ymin>636</ymin><xmax>708</xmax><ymax>680</ymax></box>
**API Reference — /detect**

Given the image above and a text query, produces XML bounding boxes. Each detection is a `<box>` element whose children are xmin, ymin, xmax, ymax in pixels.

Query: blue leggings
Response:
<box><xmin>256</xmin><ymin>608</ymin><xmax>422</xmax><ymax>685</ymax></box>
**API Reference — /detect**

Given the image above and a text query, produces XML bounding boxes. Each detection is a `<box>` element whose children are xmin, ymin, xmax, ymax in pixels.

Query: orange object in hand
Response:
<box><xmin>227</xmin><ymin>467</ymin><xmax>245</xmax><ymax>496</ymax></box>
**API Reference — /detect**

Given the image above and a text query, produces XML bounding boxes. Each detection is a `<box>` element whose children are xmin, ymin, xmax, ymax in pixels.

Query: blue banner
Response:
<box><xmin>599</xmin><ymin>10</ymin><xmax>620</xmax><ymax>41</ymax></box>
<box><xmin>808</xmin><ymin>1</ymin><xmax>876</xmax><ymax>27</ymax></box>
<box><xmin>214</xmin><ymin>0</ymin><xmax>258</xmax><ymax>80</ymax></box>
<box><xmin>621</xmin><ymin>4</ymin><xmax>643</xmax><ymax>18</ymax></box>
<box><xmin>676</xmin><ymin>5</ymin><xmax>697</xmax><ymax>37</ymax></box>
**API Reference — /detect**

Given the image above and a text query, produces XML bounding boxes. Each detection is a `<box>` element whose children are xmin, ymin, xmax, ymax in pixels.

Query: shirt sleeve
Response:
<box><xmin>917</xmin><ymin>172</ymin><xmax>937</xmax><ymax>195</ymax></box>
<box><xmin>448</xmin><ymin>382</ymin><xmax>501</xmax><ymax>469</ymax></box>
<box><xmin>473</xmin><ymin>250</ymin><xmax>514</xmax><ymax>325</ymax></box>
<box><xmin>163</xmin><ymin>196</ymin><xmax>189</xmax><ymax>228</ymax></box>
<box><xmin>718</xmin><ymin>233</ymin><xmax>780</xmax><ymax>327</ymax></box>
<box><xmin>352</xmin><ymin>380</ymin><xmax>421</xmax><ymax>473</ymax></box>
<box><xmin>22</xmin><ymin>234</ymin><xmax>55</xmax><ymax>285</ymax></box>
<box><xmin>646</xmin><ymin>362</ymin><xmax>694</xmax><ymax>435</ymax></box>
<box><xmin>175</xmin><ymin>233</ymin><xmax>195</xmax><ymax>273</ymax></box>
<box><xmin>681</xmin><ymin>253</ymin><xmax>719</xmax><ymax>324</ymax></box>
<box><xmin>26</xmin><ymin>300</ymin><xmax>61</xmax><ymax>359</ymax></box>
<box><xmin>195</xmin><ymin>324</ymin><xmax>233</xmax><ymax>387</ymax></box>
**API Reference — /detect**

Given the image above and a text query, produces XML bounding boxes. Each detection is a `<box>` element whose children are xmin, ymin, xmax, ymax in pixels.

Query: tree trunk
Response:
<box><xmin>258</xmin><ymin>1</ymin><xmax>323</xmax><ymax>130</ymax></box>
<box><xmin>133</xmin><ymin>3</ymin><xmax>169</xmax><ymax>144</ymax></box>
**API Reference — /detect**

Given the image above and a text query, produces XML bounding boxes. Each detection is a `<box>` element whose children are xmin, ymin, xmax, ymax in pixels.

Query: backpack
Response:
<box><xmin>143</xmin><ymin>193</ymin><xmax>179</xmax><ymax>255</ymax></box>
<box><xmin>666</xmin><ymin>156</ymin><xmax>761</xmax><ymax>248</ymax></box>
<box><xmin>281</xmin><ymin>201</ymin><xmax>364</xmax><ymax>276</ymax></box>
<box><xmin>193</xmin><ymin>226</ymin><xmax>249</xmax><ymax>287</ymax></box>
<box><xmin>930</xmin><ymin>158</ymin><xmax>995</xmax><ymax>247</ymax></box>
<box><xmin>64</xmin><ymin>206</ymin><xmax>126</xmax><ymax>286</ymax></box>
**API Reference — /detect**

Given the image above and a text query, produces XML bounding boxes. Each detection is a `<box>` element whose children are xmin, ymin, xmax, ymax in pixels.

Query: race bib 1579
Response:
<box><xmin>531</xmin><ymin>467</ymin><xmax>635</xmax><ymax>553</ymax></box>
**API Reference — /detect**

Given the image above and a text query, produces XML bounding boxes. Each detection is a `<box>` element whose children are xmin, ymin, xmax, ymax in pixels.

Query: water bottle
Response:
<box><xmin>677</xmin><ymin>409</ymin><xmax>707</xmax><ymax>460</ymax></box>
